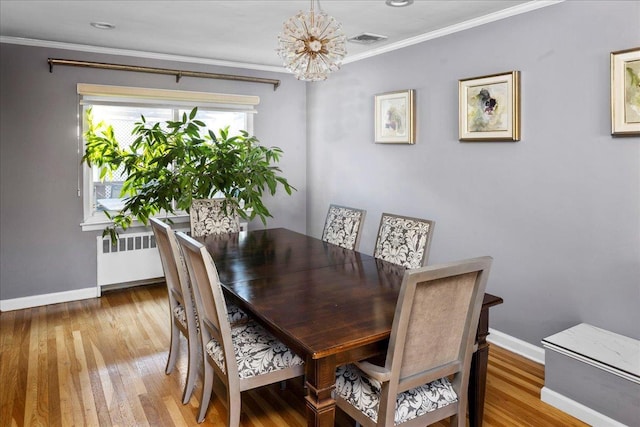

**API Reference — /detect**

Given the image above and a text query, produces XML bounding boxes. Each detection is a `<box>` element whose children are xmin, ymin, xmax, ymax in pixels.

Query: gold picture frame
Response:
<box><xmin>374</xmin><ymin>89</ymin><xmax>415</xmax><ymax>144</ymax></box>
<box><xmin>459</xmin><ymin>71</ymin><xmax>520</xmax><ymax>142</ymax></box>
<box><xmin>611</xmin><ymin>47</ymin><xmax>640</xmax><ymax>136</ymax></box>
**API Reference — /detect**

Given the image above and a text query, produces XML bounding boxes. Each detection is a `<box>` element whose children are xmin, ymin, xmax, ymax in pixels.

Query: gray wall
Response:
<box><xmin>1</xmin><ymin>1</ymin><xmax>638</xmax><ymax>350</ymax></box>
<box><xmin>306</xmin><ymin>1</ymin><xmax>640</xmax><ymax>346</ymax></box>
<box><xmin>0</xmin><ymin>44</ymin><xmax>307</xmax><ymax>300</ymax></box>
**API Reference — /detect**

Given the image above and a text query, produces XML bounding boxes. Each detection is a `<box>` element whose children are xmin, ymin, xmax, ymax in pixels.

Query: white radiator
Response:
<box><xmin>96</xmin><ymin>229</ymin><xmax>181</xmax><ymax>291</ymax></box>
<box><xmin>96</xmin><ymin>223</ymin><xmax>246</xmax><ymax>292</ymax></box>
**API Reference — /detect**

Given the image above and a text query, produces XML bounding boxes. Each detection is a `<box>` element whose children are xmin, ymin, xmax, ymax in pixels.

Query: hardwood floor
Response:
<box><xmin>1</xmin><ymin>283</ymin><xmax>589</xmax><ymax>427</ymax></box>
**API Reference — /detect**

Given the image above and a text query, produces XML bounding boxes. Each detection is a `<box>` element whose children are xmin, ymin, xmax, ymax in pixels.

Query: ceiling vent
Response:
<box><xmin>348</xmin><ymin>33</ymin><xmax>388</xmax><ymax>45</ymax></box>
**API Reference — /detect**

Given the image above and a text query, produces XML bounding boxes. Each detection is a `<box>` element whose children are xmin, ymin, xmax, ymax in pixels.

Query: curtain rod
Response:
<box><xmin>47</xmin><ymin>58</ymin><xmax>281</xmax><ymax>91</ymax></box>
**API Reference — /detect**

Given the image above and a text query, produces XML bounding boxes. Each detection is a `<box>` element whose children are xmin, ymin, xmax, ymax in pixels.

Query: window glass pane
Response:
<box><xmin>86</xmin><ymin>105</ymin><xmax>172</xmax><ymax>213</ymax></box>
<box><xmin>83</xmin><ymin>101</ymin><xmax>251</xmax><ymax>222</ymax></box>
<box><xmin>180</xmin><ymin>109</ymin><xmax>248</xmax><ymax>136</ymax></box>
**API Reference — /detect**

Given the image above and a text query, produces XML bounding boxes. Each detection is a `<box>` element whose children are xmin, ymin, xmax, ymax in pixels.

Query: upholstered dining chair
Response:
<box><xmin>150</xmin><ymin>217</ymin><xmax>201</xmax><ymax>404</ymax></box>
<box><xmin>335</xmin><ymin>256</ymin><xmax>492</xmax><ymax>427</ymax></box>
<box><xmin>321</xmin><ymin>204</ymin><xmax>367</xmax><ymax>251</ymax></box>
<box><xmin>373</xmin><ymin>213</ymin><xmax>435</xmax><ymax>269</ymax></box>
<box><xmin>150</xmin><ymin>218</ymin><xmax>248</xmax><ymax>405</ymax></box>
<box><xmin>175</xmin><ymin>231</ymin><xmax>305</xmax><ymax>425</ymax></box>
<box><xmin>190</xmin><ymin>198</ymin><xmax>241</xmax><ymax>237</ymax></box>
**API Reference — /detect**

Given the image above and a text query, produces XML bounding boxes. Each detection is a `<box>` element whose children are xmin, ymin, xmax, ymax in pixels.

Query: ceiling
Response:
<box><xmin>1</xmin><ymin>1</ymin><xmax>555</xmax><ymax>73</ymax></box>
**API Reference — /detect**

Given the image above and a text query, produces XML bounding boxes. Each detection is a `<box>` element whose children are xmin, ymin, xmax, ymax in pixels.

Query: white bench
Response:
<box><xmin>541</xmin><ymin>323</ymin><xmax>640</xmax><ymax>426</ymax></box>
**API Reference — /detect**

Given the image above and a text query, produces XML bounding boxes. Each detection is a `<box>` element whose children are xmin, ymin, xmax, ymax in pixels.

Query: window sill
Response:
<box><xmin>80</xmin><ymin>213</ymin><xmax>190</xmax><ymax>232</ymax></box>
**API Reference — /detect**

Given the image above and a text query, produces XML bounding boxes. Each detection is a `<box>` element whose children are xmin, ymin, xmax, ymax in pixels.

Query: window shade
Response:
<box><xmin>77</xmin><ymin>83</ymin><xmax>259</xmax><ymax>112</ymax></box>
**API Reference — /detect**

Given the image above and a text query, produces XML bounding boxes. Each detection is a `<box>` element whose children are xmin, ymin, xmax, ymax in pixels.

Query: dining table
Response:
<box><xmin>199</xmin><ymin>227</ymin><xmax>503</xmax><ymax>427</ymax></box>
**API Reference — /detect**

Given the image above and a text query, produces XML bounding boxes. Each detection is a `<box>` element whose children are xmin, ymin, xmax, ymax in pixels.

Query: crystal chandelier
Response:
<box><xmin>277</xmin><ymin>0</ymin><xmax>347</xmax><ymax>81</ymax></box>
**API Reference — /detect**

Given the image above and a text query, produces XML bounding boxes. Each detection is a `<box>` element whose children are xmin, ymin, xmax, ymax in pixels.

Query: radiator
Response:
<box><xmin>96</xmin><ymin>224</ymin><xmax>245</xmax><ymax>291</ymax></box>
<box><xmin>96</xmin><ymin>229</ymin><xmax>181</xmax><ymax>290</ymax></box>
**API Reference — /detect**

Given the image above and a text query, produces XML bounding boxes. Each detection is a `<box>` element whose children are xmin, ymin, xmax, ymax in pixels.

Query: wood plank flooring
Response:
<box><xmin>1</xmin><ymin>283</ymin><xmax>589</xmax><ymax>426</ymax></box>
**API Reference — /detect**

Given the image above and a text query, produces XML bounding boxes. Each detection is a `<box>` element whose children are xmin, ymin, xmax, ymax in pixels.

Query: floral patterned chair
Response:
<box><xmin>321</xmin><ymin>204</ymin><xmax>367</xmax><ymax>251</ymax></box>
<box><xmin>190</xmin><ymin>198</ymin><xmax>240</xmax><ymax>237</ymax></box>
<box><xmin>335</xmin><ymin>257</ymin><xmax>493</xmax><ymax>427</ymax></box>
<box><xmin>175</xmin><ymin>231</ymin><xmax>305</xmax><ymax>425</ymax></box>
<box><xmin>373</xmin><ymin>213</ymin><xmax>435</xmax><ymax>269</ymax></box>
<box><xmin>150</xmin><ymin>218</ymin><xmax>247</xmax><ymax>405</ymax></box>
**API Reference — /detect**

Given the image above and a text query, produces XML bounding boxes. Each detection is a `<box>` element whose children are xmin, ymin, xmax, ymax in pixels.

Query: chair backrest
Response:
<box><xmin>190</xmin><ymin>198</ymin><xmax>240</xmax><ymax>237</ymax></box>
<box><xmin>373</xmin><ymin>213</ymin><xmax>435</xmax><ymax>269</ymax></box>
<box><xmin>321</xmin><ymin>204</ymin><xmax>366</xmax><ymax>250</ymax></box>
<box><xmin>385</xmin><ymin>257</ymin><xmax>491</xmax><ymax>407</ymax></box>
<box><xmin>175</xmin><ymin>231</ymin><xmax>239</xmax><ymax>385</ymax></box>
<box><xmin>150</xmin><ymin>218</ymin><xmax>191</xmax><ymax>315</ymax></box>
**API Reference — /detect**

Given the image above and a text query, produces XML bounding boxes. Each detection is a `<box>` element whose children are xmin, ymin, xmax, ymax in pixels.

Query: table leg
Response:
<box><xmin>469</xmin><ymin>307</ymin><xmax>491</xmax><ymax>427</ymax></box>
<box><xmin>304</xmin><ymin>356</ymin><xmax>337</xmax><ymax>427</ymax></box>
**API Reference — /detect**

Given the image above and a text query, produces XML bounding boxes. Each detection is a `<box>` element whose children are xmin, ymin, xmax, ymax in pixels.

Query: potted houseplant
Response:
<box><xmin>82</xmin><ymin>107</ymin><xmax>295</xmax><ymax>243</ymax></box>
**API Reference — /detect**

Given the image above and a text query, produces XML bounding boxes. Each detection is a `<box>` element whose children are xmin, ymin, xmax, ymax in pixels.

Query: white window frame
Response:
<box><xmin>78</xmin><ymin>84</ymin><xmax>259</xmax><ymax>231</ymax></box>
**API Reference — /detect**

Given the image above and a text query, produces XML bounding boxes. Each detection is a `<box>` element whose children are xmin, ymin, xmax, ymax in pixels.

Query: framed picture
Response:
<box><xmin>611</xmin><ymin>47</ymin><xmax>640</xmax><ymax>136</ymax></box>
<box><xmin>459</xmin><ymin>71</ymin><xmax>520</xmax><ymax>142</ymax></box>
<box><xmin>375</xmin><ymin>90</ymin><xmax>415</xmax><ymax>144</ymax></box>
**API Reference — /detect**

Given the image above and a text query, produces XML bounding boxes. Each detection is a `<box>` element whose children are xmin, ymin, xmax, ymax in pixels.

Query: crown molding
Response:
<box><xmin>0</xmin><ymin>36</ymin><xmax>289</xmax><ymax>74</ymax></box>
<box><xmin>1</xmin><ymin>1</ymin><xmax>563</xmax><ymax>72</ymax></box>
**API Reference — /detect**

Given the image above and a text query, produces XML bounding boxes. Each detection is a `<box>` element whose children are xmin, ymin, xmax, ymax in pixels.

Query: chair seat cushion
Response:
<box><xmin>226</xmin><ymin>303</ymin><xmax>248</xmax><ymax>323</ymax></box>
<box><xmin>205</xmin><ymin>321</ymin><xmax>304</xmax><ymax>379</ymax></box>
<box><xmin>335</xmin><ymin>363</ymin><xmax>458</xmax><ymax>425</ymax></box>
<box><xmin>173</xmin><ymin>302</ymin><xmax>248</xmax><ymax>331</ymax></box>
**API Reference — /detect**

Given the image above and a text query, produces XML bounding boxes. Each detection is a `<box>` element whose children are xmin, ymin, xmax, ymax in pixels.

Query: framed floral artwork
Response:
<box><xmin>459</xmin><ymin>71</ymin><xmax>520</xmax><ymax>142</ymax></box>
<box><xmin>374</xmin><ymin>89</ymin><xmax>415</xmax><ymax>144</ymax></box>
<box><xmin>611</xmin><ymin>47</ymin><xmax>640</xmax><ymax>136</ymax></box>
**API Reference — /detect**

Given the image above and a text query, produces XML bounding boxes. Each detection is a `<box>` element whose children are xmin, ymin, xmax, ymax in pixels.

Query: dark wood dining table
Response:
<box><xmin>199</xmin><ymin>228</ymin><xmax>503</xmax><ymax>427</ymax></box>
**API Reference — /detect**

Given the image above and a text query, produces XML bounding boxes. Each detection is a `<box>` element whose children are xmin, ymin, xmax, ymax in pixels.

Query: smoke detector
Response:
<box><xmin>386</xmin><ymin>0</ymin><xmax>414</xmax><ymax>6</ymax></box>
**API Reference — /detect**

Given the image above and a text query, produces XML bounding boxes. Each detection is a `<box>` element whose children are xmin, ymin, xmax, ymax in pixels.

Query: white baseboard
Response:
<box><xmin>541</xmin><ymin>387</ymin><xmax>628</xmax><ymax>427</ymax></box>
<box><xmin>0</xmin><ymin>287</ymin><xmax>99</xmax><ymax>312</ymax></box>
<box><xmin>487</xmin><ymin>327</ymin><xmax>546</xmax><ymax>365</ymax></box>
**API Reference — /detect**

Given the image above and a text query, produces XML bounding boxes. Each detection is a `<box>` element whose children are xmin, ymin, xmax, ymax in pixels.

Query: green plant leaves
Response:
<box><xmin>83</xmin><ymin>107</ymin><xmax>296</xmax><ymax>243</ymax></box>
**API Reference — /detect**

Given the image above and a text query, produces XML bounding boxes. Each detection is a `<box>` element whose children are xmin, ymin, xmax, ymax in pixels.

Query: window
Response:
<box><xmin>78</xmin><ymin>84</ymin><xmax>259</xmax><ymax>231</ymax></box>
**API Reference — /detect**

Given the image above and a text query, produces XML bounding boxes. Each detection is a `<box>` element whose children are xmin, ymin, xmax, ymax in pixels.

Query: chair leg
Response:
<box><xmin>450</xmin><ymin>413</ymin><xmax>464</xmax><ymax>427</ymax></box>
<box><xmin>166</xmin><ymin>320</ymin><xmax>180</xmax><ymax>374</ymax></box>
<box><xmin>182</xmin><ymin>338</ymin><xmax>199</xmax><ymax>404</ymax></box>
<box><xmin>197</xmin><ymin>361</ymin><xmax>214</xmax><ymax>423</ymax></box>
<box><xmin>228</xmin><ymin>392</ymin><xmax>241</xmax><ymax>427</ymax></box>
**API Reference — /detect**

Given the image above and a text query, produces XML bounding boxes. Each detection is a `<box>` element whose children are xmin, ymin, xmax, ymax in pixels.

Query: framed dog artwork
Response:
<box><xmin>374</xmin><ymin>89</ymin><xmax>415</xmax><ymax>144</ymax></box>
<box><xmin>459</xmin><ymin>71</ymin><xmax>520</xmax><ymax>141</ymax></box>
<box><xmin>611</xmin><ymin>47</ymin><xmax>640</xmax><ymax>136</ymax></box>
